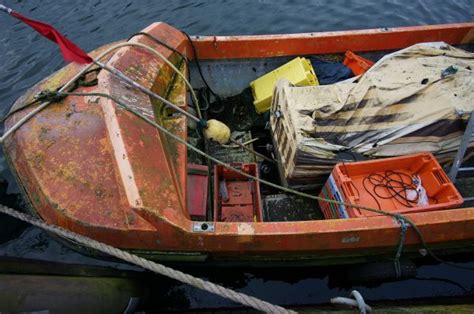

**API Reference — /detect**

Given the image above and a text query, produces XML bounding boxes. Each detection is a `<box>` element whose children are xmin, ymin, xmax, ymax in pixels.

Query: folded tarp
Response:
<box><xmin>270</xmin><ymin>42</ymin><xmax>474</xmax><ymax>188</ymax></box>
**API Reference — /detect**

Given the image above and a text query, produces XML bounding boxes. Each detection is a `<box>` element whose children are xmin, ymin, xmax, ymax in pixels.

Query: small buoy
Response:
<box><xmin>203</xmin><ymin>119</ymin><xmax>231</xmax><ymax>144</ymax></box>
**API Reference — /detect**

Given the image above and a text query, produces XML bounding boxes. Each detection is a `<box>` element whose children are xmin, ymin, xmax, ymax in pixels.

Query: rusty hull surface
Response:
<box><xmin>4</xmin><ymin>22</ymin><xmax>474</xmax><ymax>264</ymax></box>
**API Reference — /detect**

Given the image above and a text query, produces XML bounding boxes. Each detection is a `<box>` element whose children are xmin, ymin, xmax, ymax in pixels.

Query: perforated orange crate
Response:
<box><xmin>319</xmin><ymin>153</ymin><xmax>464</xmax><ymax>219</ymax></box>
<box><xmin>343</xmin><ymin>51</ymin><xmax>374</xmax><ymax>75</ymax></box>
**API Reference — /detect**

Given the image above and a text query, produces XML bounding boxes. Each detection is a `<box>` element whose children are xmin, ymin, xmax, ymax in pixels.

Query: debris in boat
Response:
<box><xmin>263</xmin><ymin>193</ymin><xmax>323</xmax><ymax>221</ymax></box>
<box><xmin>335</xmin><ymin>150</ymin><xmax>368</xmax><ymax>162</ymax></box>
<box><xmin>219</xmin><ymin>179</ymin><xmax>230</xmax><ymax>202</ymax></box>
<box><xmin>250</xmin><ymin>57</ymin><xmax>319</xmax><ymax>113</ymax></box>
<box><xmin>213</xmin><ymin>163</ymin><xmax>263</xmax><ymax>222</ymax></box>
<box><xmin>318</xmin><ymin>152</ymin><xmax>463</xmax><ymax>219</ymax></box>
<box><xmin>441</xmin><ymin>65</ymin><xmax>458</xmax><ymax>78</ymax></box>
<box><xmin>207</xmin><ymin>87</ymin><xmax>259</xmax><ymax>131</ymax></box>
<box><xmin>222</xmin><ymin>137</ymin><xmax>259</xmax><ymax>148</ymax></box>
<box><xmin>208</xmin><ymin>131</ymin><xmax>257</xmax><ymax>163</ymax></box>
<box><xmin>270</xmin><ymin>42</ymin><xmax>474</xmax><ymax>187</ymax></box>
<box><xmin>187</xmin><ymin>164</ymin><xmax>209</xmax><ymax>221</ymax></box>
<box><xmin>187</xmin><ymin>136</ymin><xmax>204</xmax><ymax>164</ymax></box>
<box><xmin>343</xmin><ymin>50</ymin><xmax>375</xmax><ymax>75</ymax></box>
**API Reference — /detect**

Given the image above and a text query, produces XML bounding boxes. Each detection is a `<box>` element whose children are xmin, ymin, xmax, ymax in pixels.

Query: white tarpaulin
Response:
<box><xmin>270</xmin><ymin>42</ymin><xmax>474</xmax><ymax>186</ymax></box>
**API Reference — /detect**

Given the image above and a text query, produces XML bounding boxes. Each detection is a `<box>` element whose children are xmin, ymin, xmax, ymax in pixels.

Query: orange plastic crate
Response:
<box><xmin>343</xmin><ymin>51</ymin><xmax>374</xmax><ymax>75</ymax></box>
<box><xmin>319</xmin><ymin>153</ymin><xmax>464</xmax><ymax>219</ymax></box>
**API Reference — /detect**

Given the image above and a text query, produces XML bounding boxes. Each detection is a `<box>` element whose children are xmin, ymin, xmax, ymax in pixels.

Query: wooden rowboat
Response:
<box><xmin>3</xmin><ymin>22</ymin><xmax>474</xmax><ymax>266</ymax></box>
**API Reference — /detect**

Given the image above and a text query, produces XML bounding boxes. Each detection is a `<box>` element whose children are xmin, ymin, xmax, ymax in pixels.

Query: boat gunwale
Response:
<box><xmin>189</xmin><ymin>22</ymin><xmax>474</xmax><ymax>59</ymax></box>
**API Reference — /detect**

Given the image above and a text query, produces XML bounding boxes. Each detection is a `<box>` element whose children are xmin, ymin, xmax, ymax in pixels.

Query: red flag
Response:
<box><xmin>11</xmin><ymin>11</ymin><xmax>93</xmax><ymax>64</ymax></box>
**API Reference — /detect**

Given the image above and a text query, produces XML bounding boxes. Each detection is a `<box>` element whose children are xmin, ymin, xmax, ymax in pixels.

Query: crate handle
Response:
<box><xmin>432</xmin><ymin>168</ymin><xmax>448</xmax><ymax>186</ymax></box>
<box><xmin>342</xmin><ymin>181</ymin><xmax>359</xmax><ymax>201</ymax></box>
<box><xmin>429</xmin><ymin>168</ymin><xmax>450</xmax><ymax>197</ymax></box>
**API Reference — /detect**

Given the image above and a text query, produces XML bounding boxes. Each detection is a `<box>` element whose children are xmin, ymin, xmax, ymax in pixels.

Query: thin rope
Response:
<box><xmin>128</xmin><ymin>32</ymin><xmax>189</xmax><ymax>64</ymax></box>
<box><xmin>0</xmin><ymin>63</ymin><xmax>97</xmax><ymax>144</ymax></box>
<box><xmin>181</xmin><ymin>31</ymin><xmax>220</xmax><ymax>100</ymax></box>
<box><xmin>0</xmin><ymin>204</ymin><xmax>295</xmax><ymax>314</ymax></box>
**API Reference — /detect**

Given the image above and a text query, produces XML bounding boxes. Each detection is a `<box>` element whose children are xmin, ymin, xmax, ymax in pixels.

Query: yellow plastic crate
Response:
<box><xmin>250</xmin><ymin>57</ymin><xmax>319</xmax><ymax>114</ymax></box>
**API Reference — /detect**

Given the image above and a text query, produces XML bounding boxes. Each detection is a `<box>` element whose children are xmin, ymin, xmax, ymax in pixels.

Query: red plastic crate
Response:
<box><xmin>319</xmin><ymin>153</ymin><xmax>464</xmax><ymax>219</ymax></box>
<box><xmin>213</xmin><ymin>163</ymin><xmax>263</xmax><ymax>222</ymax></box>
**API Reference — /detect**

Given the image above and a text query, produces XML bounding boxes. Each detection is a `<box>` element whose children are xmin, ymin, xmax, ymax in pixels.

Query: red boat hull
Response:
<box><xmin>4</xmin><ymin>22</ymin><xmax>474</xmax><ymax>264</ymax></box>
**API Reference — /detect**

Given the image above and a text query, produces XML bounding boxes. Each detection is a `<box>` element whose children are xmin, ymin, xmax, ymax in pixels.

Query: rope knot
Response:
<box><xmin>34</xmin><ymin>90</ymin><xmax>67</xmax><ymax>103</ymax></box>
<box><xmin>197</xmin><ymin>119</ymin><xmax>208</xmax><ymax>131</ymax></box>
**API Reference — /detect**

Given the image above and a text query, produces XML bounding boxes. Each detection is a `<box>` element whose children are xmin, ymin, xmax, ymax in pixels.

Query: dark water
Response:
<box><xmin>1</xmin><ymin>0</ymin><xmax>474</xmax><ymax>310</ymax></box>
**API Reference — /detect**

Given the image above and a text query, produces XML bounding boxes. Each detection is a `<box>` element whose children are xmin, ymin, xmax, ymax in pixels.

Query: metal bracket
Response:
<box><xmin>192</xmin><ymin>222</ymin><xmax>215</xmax><ymax>233</ymax></box>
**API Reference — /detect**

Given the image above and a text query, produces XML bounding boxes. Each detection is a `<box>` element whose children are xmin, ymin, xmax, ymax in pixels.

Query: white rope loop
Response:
<box><xmin>330</xmin><ymin>290</ymin><xmax>372</xmax><ymax>313</ymax></box>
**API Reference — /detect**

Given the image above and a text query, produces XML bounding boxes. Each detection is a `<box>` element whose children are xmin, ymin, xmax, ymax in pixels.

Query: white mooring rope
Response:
<box><xmin>331</xmin><ymin>290</ymin><xmax>372</xmax><ymax>313</ymax></box>
<box><xmin>0</xmin><ymin>204</ymin><xmax>295</xmax><ymax>314</ymax></box>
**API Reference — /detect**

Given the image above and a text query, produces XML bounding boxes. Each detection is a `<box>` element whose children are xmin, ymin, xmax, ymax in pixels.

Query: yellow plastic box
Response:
<box><xmin>250</xmin><ymin>57</ymin><xmax>319</xmax><ymax>114</ymax></box>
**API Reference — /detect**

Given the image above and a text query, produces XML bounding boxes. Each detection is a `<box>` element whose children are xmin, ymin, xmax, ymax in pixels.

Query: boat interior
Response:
<box><xmin>183</xmin><ymin>42</ymin><xmax>474</xmax><ymax>223</ymax></box>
